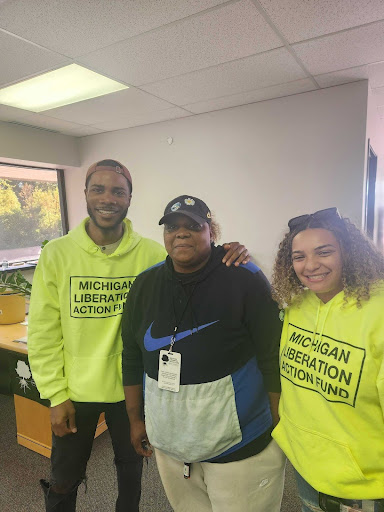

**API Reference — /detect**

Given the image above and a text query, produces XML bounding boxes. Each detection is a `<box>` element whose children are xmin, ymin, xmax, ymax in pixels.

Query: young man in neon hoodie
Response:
<box><xmin>28</xmin><ymin>159</ymin><xmax>249</xmax><ymax>512</ymax></box>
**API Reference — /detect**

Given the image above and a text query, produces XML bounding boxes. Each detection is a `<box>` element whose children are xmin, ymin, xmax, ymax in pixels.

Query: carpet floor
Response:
<box><xmin>0</xmin><ymin>394</ymin><xmax>301</xmax><ymax>511</ymax></box>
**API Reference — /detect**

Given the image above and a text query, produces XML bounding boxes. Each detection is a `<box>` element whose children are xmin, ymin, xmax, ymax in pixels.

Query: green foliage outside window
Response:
<box><xmin>0</xmin><ymin>178</ymin><xmax>62</xmax><ymax>250</ymax></box>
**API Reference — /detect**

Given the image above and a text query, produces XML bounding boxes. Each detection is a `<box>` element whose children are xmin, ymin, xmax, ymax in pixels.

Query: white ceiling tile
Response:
<box><xmin>141</xmin><ymin>48</ymin><xmax>307</xmax><ymax>105</ymax></box>
<box><xmin>91</xmin><ymin>107</ymin><xmax>192</xmax><ymax>131</ymax></box>
<box><xmin>0</xmin><ymin>0</ymin><xmax>229</xmax><ymax>58</ymax></box>
<box><xmin>2</xmin><ymin>0</ymin><xmax>384</xmax><ymax>134</ymax></box>
<box><xmin>78</xmin><ymin>1</ymin><xmax>283</xmax><ymax>86</ymax></box>
<box><xmin>259</xmin><ymin>0</ymin><xmax>384</xmax><ymax>44</ymax></box>
<box><xmin>183</xmin><ymin>78</ymin><xmax>317</xmax><ymax>113</ymax></box>
<box><xmin>43</xmin><ymin>88</ymin><xmax>176</xmax><ymax>125</ymax></box>
<box><xmin>0</xmin><ymin>30</ymin><xmax>70</xmax><ymax>88</ymax></box>
<box><xmin>292</xmin><ymin>21</ymin><xmax>384</xmax><ymax>75</ymax></box>
<box><xmin>314</xmin><ymin>66</ymin><xmax>368</xmax><ymax>88</ymax></box>
<box><xmin>368</xmin><ymin>61</ymin><xmax>384</xmax><ymax>88</ymax></box>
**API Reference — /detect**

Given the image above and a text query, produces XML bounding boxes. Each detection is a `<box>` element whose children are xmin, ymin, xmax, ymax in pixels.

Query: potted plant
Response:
<box><xmin>0</xmin><ymin>270</ymin><xmax>32</xmax><ymax>324</ymax></box>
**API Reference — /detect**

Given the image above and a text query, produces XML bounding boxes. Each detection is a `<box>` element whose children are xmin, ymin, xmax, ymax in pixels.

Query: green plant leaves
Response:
<box><xmin>0</xmin><ymin>270</ymin><xmax>32</xmax><ymax>296</ymax></box>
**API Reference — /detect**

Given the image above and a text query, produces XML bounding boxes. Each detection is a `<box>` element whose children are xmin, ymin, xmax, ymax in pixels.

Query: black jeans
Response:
<box><xmin>48</xmin><ymin>400</ymin><xmax>142</xmax><ymax>512</ymax></box>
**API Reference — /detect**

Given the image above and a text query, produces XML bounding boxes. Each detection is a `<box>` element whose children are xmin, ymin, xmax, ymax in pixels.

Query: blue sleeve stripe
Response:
<box><xmin>139</xmin><ymin>259</ymin><xmax>165</xmax><ymax>276</ymax></box>
<box><xmin>241</xmin><ymin>261</ymin><xmax>260</xmax><ymax>274</ymax></box>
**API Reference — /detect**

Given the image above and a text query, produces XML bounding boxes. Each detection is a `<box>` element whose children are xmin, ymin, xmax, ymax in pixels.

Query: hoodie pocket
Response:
<box><xmin>65</xmin><ymin>351</ymin><xmax>124</xmax><ymax>402</ymax></box>
<box><xmin>144</xmin><ymin>374</ymin><xmax>242</xmax><ymax>463</ymax></box>
<box><xmin>273</xmin><ymin>414</ymin><xmax>366</xmax><ymax>488</ymax></box>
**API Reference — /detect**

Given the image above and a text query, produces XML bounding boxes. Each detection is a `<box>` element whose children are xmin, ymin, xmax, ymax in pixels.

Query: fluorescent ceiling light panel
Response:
<box><xmin>0</xmin><ymin>64</ymin><xmax>129</xmax><ymax>112</ymax></box>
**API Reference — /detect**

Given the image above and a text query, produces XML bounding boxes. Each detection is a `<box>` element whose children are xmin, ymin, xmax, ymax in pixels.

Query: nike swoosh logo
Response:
<box><xmin>144</xmin><ymin>320</ymin><xmax>219</xmax><ymax>351</ymax></box>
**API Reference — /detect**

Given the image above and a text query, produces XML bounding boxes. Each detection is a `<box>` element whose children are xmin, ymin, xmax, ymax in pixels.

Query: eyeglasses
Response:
<box><xmin>288</xmin><ymin>207</ymin><xmax>341</xmax><ymax>231</ymax></box>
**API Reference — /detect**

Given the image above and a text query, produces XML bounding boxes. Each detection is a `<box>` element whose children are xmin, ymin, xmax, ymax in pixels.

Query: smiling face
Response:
<box><xmin>291</xmin><ymin>228</ymin><xmax>344</xmax><ymax>303</ymax></box>
<box><xmin>163</xmin><ymin>213</ymin><xmax>212</xmax><ymax>273</ymax></box>
<box><xmin>85</xmin><ymin>170</ymin><xmax>131</xmax><ymax>241</ymax></box>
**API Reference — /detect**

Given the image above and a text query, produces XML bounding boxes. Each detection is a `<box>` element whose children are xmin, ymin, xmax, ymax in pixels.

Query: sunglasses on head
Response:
<box><xmin>288</xmin><ymin>207</ymin><xmax>341</xmax><ymax>232</ymax></box>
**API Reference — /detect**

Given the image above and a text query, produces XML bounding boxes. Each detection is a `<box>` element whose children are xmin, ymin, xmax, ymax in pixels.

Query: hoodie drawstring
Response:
<box><xmin>309</xmin><ymin>300</ymin><xmax>333</xmax><ymax>353</ymax></box>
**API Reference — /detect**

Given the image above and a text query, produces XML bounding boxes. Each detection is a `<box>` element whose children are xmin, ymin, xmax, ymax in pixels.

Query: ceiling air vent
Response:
<box><xmin>5</xmin><ymin>121</ymin><xmax>60</xmax><ymax>134</ymax></box>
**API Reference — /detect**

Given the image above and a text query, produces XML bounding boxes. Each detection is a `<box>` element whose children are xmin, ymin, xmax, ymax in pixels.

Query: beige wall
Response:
<box><xmin>64</xmin><ymin>81</ymin><xmax>368</xmax><ymax>276</ymax></box>
<box><xmin>0</xmin><ymin>121</ymin><xmax>79</xmax><ymax>167</ymax></box>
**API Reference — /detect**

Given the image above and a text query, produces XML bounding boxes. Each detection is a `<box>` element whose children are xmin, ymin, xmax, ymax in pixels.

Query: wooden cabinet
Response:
<box><xmin>14</xmin><ymin>395</ymin><xmax>107</xmax><ymax>458</ymax></box>
<box><xmin>0</xmin><ymin>323</ymin><xmax>107</xmax><ymax>458</ymax></box>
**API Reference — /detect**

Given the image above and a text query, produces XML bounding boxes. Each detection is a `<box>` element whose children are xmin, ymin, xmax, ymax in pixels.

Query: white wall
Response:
<box><xmin>0</xmin><ymin>121</ymin><xmax>80</xmax><ymax>167</ymax></box>
<box><xmin>65</xmin><ymin>81</ymin><xmax>368</xmax><ymax>276</ymax></box>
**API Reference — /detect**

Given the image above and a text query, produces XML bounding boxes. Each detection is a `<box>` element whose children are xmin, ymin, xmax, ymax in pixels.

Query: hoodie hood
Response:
<box><xmin>164</xmin><ymin>244</ymin><xmax>225</xmax><ymax>284</ymax></box>
<box><xmin>297</xmin><ymin>290</ymin><xmax>357</xmax><ymax>354</ymax></box>
<box><xmin>160</xmin><ymin>245</ymin><xmax>225</xmax><ymax>343</ymax></box>
<box><xmin>68</xmin><ymin>217</ymin><xmax>142</xmax><ymax>257</ymax></box>
<box><xmin>300</xmin><ymin>288</ymin><xmax>357</xmax><ymax>310</ymax></box>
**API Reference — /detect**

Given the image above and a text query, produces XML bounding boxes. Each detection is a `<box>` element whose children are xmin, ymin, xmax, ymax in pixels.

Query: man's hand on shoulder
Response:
<box><xmin>222</xmin><ymin>242</ymin><xmax>250</xmax><ymax>267</ymax></box>
<box><xmin>50</xmin><ymin>399</ymin><xmax>77</xmax><ymax>437</ymax></box>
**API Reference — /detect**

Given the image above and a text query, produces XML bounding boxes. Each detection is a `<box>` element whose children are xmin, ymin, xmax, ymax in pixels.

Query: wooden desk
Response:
<box><xmin>0</xmin><ymin>323</ymin><xmax>107</xmax><ymax>458</ymax></box>
<box><xmin>0</xmin><ymin>322</ymin><xmax>28</xmax><ymax>354</ymax></box>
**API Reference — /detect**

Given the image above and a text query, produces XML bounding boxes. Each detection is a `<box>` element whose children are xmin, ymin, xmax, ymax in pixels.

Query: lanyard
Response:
<box><xmin>169</xmin><ymin>281</ymin><xmax>197</xmax><ymax>352</ymax></box>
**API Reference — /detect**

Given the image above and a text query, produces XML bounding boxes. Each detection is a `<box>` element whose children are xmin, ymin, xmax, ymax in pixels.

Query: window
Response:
<box><xmin>0</xmin><ymin>163</ymin><xmax>68</xmax><ymax>265</ymax></box>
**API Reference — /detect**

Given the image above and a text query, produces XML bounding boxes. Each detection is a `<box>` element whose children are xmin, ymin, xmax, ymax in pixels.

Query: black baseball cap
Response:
<box><xmin>159</xmin><ymin>195</ymin><xmax>212</xmax><ymax>225</ymax></box>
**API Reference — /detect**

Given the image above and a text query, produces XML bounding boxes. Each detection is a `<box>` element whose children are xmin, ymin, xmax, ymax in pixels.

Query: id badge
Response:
<box><xmin>158</xmin><ymin>350</ymin><xmax>181</xmax><ymax>392</ymax></box>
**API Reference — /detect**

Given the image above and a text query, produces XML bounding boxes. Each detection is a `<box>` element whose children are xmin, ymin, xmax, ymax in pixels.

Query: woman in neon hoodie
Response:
<box><xmin>271</xmin><ymin>207</ymin><xmax>384</xmax><ymax>512</ymax></box>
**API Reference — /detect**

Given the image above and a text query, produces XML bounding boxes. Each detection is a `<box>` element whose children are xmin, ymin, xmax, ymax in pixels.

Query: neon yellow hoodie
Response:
<box><xmin>272</xmin><ymin>284</ymin><xmax>384</xmax><ymax>499</ymax></box>
<box><xmin>28</xmin><ymin>218</ymin><xmax>166</xmax><ymax>407</ymax></box>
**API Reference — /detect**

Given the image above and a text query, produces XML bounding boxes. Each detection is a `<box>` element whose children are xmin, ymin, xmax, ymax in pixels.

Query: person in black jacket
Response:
<box><xmin>122</xmin><ymin>195</ymin><xmax>286</xmax><ymax>512</ymax></box>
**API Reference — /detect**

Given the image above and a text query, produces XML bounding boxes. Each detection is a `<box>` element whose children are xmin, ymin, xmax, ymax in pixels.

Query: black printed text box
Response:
<box><xmin>70</xmin><ymin>276</ymin><xmax>135</xmax><ymax>318</ymax></box>
<box><xmin>281</xmin><ymin>323</ymin><xmax>366</xmax><ymax>407</ymax></box>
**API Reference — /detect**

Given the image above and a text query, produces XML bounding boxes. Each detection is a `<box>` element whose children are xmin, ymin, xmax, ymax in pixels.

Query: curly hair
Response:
<box><xmin>272</xmin><ymin>214</ymin><xmax>384</xmax><ymax>309</ymax></box>
<box><xmin>210</xmin><ymin>215</ymin><xmax>221</xmax><ymax>243</ymax></box>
